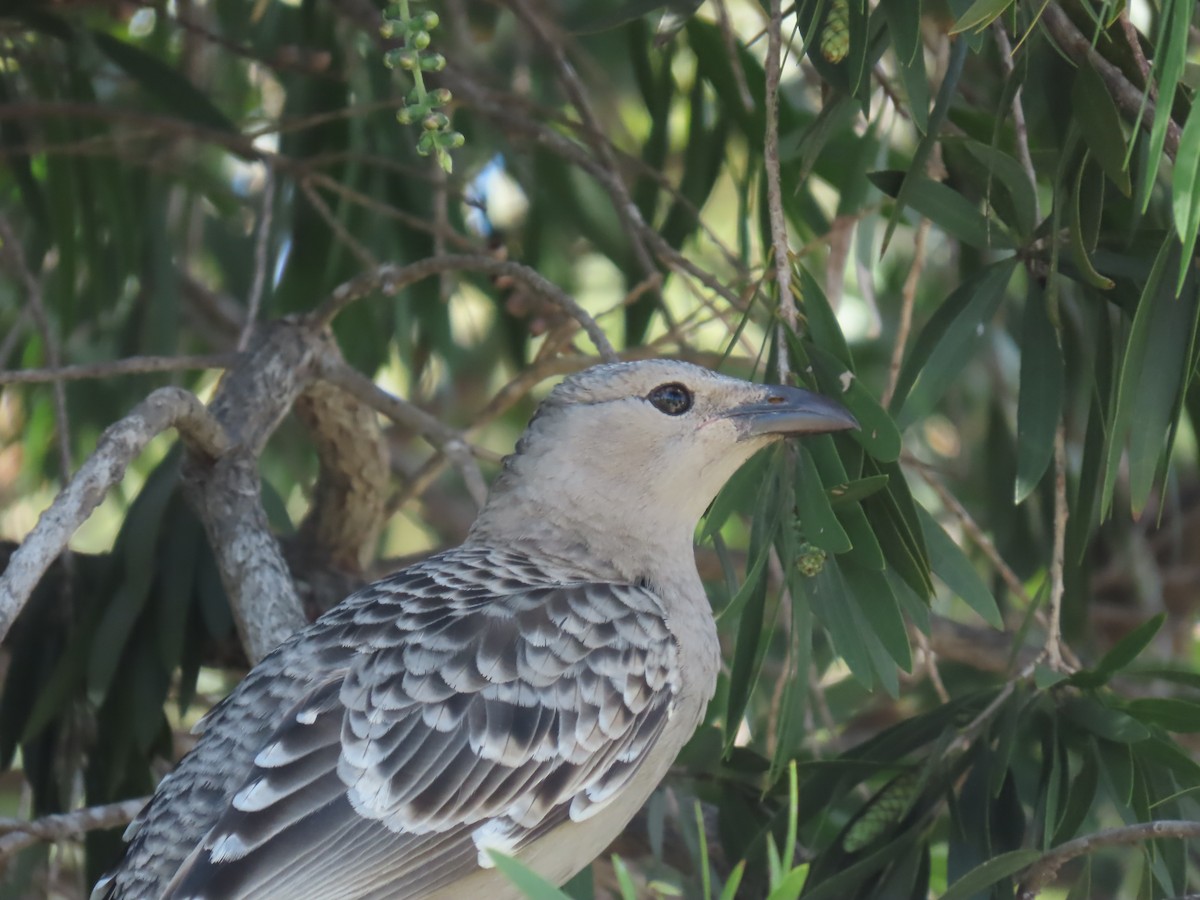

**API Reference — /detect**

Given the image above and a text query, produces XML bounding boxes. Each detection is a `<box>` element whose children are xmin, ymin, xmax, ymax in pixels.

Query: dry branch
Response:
<box><xmin>1017</xmin><ymin>820</ymin><xmax>1200</xmax><ymax>898</ymax></box>
<box><xmin>311</xmin><ymin>255</ymin><xmax>617</xmax><ymax>362</ymax></box>
<box><xmin>0</xmin><ymin>387</ymin><xmax>229</xmax><ymax>644</ymax></box>
<box><xmin>0</xmin><ymin>797</ymin><xmax>150</xmax><ymax>860</ymax></box>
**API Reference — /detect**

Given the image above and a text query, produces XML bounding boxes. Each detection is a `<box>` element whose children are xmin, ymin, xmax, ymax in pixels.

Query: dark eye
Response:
<box><xmin>646</xmin><ymin>382</ymin><xmax>693</xmax><ymax>416</ymax></box>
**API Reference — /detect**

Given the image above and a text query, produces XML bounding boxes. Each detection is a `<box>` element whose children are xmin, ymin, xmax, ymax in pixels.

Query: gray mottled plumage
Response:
<box><xmin>94</xmin><ymin>359</ymin><xmax>855</xmax><ymax>900</ymax></box>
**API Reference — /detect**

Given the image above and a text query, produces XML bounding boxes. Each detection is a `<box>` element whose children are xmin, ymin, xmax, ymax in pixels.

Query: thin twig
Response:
<box><xmin>0</xmin><ymin>797</ymin><xmax>149</xmax><ymax>859</ymax></box>
<box><xmin>507</xmin><ymin>0</ymin><xmax>664</xmax><ymax>308</ymax></box>
<box><xmin>764</xmin><ymin>0</ymin><xmax>796</xmax><ymax>384</ymax></box>
<box><xmin>0</xmin><ymin>353</ymin><xmax>238</xmax><ymax>385</ymax></box>
<box><xmin>300</xmin><ymin>178</ymin><xmax>377</xmax><ymax>269</ymax></box>
<box><xmin>1017</xmin><ymin>820</ymin><xmax>1200</xmax><ymax>899</ymax></box>
<box><xmin>715</xmin><ymin>0</ymin><xmax>754</xmax><ymax>112</ymax></box>
<box><xmin>1044</xmin><ymin>423</ymin><xmax>1069</xmax><ymax>671</ymax></box>
<box><xmin>240</xmin><ymin>168</ymin><xmax>276</xmax><ymax>351</ymax></box>
<box><xmin>317</xmin><ymin>357</ymin><xmax>495</xmax><ymax>508</ymax></box>
<box><xmin>914</xmin><ymin>627</ymin><xmax>950</xmax><ymax>703</ymax></box>
<box><xmin>0</xmin><ymin>388</ymin><xmax>230</xmax><ymax>644</ymax></box>
<box><xmin>993</xmin><ymin>24</ymin><xmax>1040</xmax><ymax>223</ymax></box>
<box><xmin>311</xmin><ymin>255</ymin><xmax>617</xmax><ymax>362</ymax></box>
<box><xmin>0</xmin><ymin>216</ymin><xmax>71</xmax><ymax>477</ymax></box>
<box><xmin>882</xmin><ymin>217</ymin><xmax>930</xmax><ymax>407</ymax></box>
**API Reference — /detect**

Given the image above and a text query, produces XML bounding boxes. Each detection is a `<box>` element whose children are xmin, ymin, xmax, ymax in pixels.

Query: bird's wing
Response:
<box><xmin>164</xmin><ymin>555</ymin><xmax>679</xmax><ymax>899</ymax></box>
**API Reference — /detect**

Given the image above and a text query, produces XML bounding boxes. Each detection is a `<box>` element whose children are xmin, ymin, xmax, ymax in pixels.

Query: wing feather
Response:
<box><xmin>163</xmin><ymin>550</ymin><xmax>679</xmax><ymax>899</ymax></box>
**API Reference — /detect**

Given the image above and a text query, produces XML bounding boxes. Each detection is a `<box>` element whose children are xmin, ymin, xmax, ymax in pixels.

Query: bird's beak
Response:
<box><xmin>723</xmin><ymin>385</ymin><xmax>859</xmax><ymax>440</ymax></box>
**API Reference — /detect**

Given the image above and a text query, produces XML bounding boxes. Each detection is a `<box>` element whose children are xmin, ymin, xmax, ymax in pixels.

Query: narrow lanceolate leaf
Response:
<box><xmin>1014</xmin><ymin>279</ymin><xmax>1064</xmax><ymax>503</ymax></box>
<box><xmin>1125</xmin><ymin>698</ymin><xmax>1200</xmax><ymax>734</ymax></box>
<box><xmin>91</xmin><ymin>31</ymin><xmax>238</xmax><ymax>133</ymax></box>
<box><xmin>1139</xmin><ymin>0</ymin><xmax>1189</xmax><ymax>211</ymax></box>
<box><xmin>488</xmin><ymin>852</ymin><xmax>574</xmax><ymax>900</ymax></box>
<box><xmin>1072</xmin><ymin>57</ymin><xmax>1131</xmax><ymax>197</ymax></box>
<box><xmin>1103</xmin><ymin>242</ymin><xmax>1200</xmax><ymax>516</ymax></box>
<box><xmin>881</xmin><ymin>36</ymin><xmax>968</xmax><ymax>252</ymax></box>
<box><xmin>950</xmin><ymin>0</ymin><xmax>1014</xmax><ymax>35</ymax></box>
<box><xmin>940</xmin><ymin>850</ymin><xmax>1043</xmax><ymax>900</ymax></box>
<box><xmin>893</xmin><ymin>259</ymin><xmax>1018</xmax><ymax>426</ymax></box>
<box><xmin>1100</xmin><ymin>240</ymin><xmax>1167</xmax><ymax>517</ymax></box>
<box><xmin>869</xmin><ymin>171</ymin><xmax>1016</xmax><ymax>250</ymax></box>
<box><xmin>796</xmin><ymin>446</ymin><xmax>852</xmax><ymax>554</ymax></box>
<box><xmin>957</xmin><ymin>138</ymin><xmax>1038</xmax><ymax>238</ymax></box>
<box><xmin>916</xmin><ymin>506</ymin><xmax>1003</xmax><ymax>629</ymax></box>
<box><xmin>1094</xmin><ymin>614</ymin><xmax>1166</xmax><ymax>682</ymax></box>
<box><xmin>1172</xmin><ymin>107</ymin><xmax>1200</xmax><ymax>294</ymax></box>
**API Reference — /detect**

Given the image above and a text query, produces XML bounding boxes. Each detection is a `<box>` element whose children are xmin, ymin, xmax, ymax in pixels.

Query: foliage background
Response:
<box><xmin>1</xmin><ymin>0</ymin><xmax>1200</xmax><ymax>898</ymax></box>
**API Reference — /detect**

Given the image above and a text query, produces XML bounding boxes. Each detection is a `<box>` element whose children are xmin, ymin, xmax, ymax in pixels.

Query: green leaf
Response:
<box><xmin>1014</xmin><ymin>279</ymin><xmax>1064</xmax><ymax>502</ymax></box>
<box><xmin>807</xmin><ymin>343</ymin><xmax>902</xmax><ymax>462</ymax></box>
<box><xmin>1139</xmin><ymin>0</ymin><xmax>1189</xmax><ymax>210</ymax></box>
<box><xmin>796</xmin><ymin>446</ymin><xmax>852</xmax><ymax>554</ymax></box>
<box><xmin>1099</xmin><ymin>239</ymin><xmax>1169</xmax><ymax>516</ymax></box>
<box><xmin>957</xmin><ymin>137</ymin><xmax>1038</xmax><ymax>238</ymax></box>
<box><xmin>1125</xmin><ymin>698</ymin><xmax>1200</xmax><ymax>733</ymax></box>
<box><xmin>1054</xmin><ymin>747</ymin><xmax>1099</xmax><ymax>843</ymax></box>
<box><xmin>1172</xmin><ymin>107</ymin><xmax>1200</xmax><ymax>293</ymax></box>
<box><xmin>939</xmin><ymin>850</ymin><xmax>1042</xmax><ymax>900</ymax></box>
<box><xmin>891</xmin><ymin>259</ymin><xmax>1017</xmax><ymax>424</ymax></box>
<box><xmin>1095</xmin><ymin>614</ymin><xmax>1166</xmax><ymax>681</ymax></box>
<box><xmin>1068</xmin><ymin>156</ymin><xmax>1117</xmax><ymax>290</ymax></box>
<box><xmin>881</xmin><ymin>36</ymin><xmax>968</xmax><ymax>251</ymax></box>
<box><xmin>488</xmin><ymin>852</ymin><xmax>574</xmax><ymax>900</ymax></box>
<box><xmin>1062</xmin><ymin>697</ymin><xmax>1150</xmax><ymax>744</ymax></box>
<box><xmin>917</xmin><ymin>506</ymin><xmax>1003</xmax><ymax>628</ymax></box>
<box><xmin>90</xmin><ymin>31</ymin><xmax>238</xmax><ymax>133</ymax></box>
<box><xmin>881</xmin><ymin>0</ymin><xmax>922</xmax><ymax>67</ymax></box>
<box><xmin>800</xmin><ymin>557</ymin><xmax>875</xmax><ymax>689</ymax></box>
<box><xmin>1072</xmin><ymin>57</ymin><xmax>1132</xmax><ymax>196</ymax></box>
<box><xmin>870</xmin><ymin>171</ymin><xmax>1016</xmax><ymax>250</ymax></box>
<box><xmin>844</xmin><ymin>564</ymin><xmax>912</xmax><ymax>673</ymax></box>
<box><xmin>1107</xmin><ymin>242</ymin><xmax>1199</xmax><ymax>515</ymax></box>
<box><xmin>949</xmin><ymin>0</ymin><xmax>1014</xmax><ymax>34</ymax></box>
<box><xmin>828</xmin><ymin>474</ymin><xmax>889</xmax><ymax>506</ymax></box>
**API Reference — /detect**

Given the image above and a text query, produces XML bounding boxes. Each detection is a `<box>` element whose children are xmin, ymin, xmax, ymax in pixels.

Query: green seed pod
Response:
<box><xmin>423</xmin><ymin>112</ymin><xmax>450</xmax><ymax>131</ymax></box>
<box><xmin>795</xmin><ymin>541</ymin><xmax>827</xmax><ymax>577</ymax></box>
<box><xmin>821</xmin><ymin>0</ymin><xmax>850</xmax><ymax>64</ymax></box>
<box><xmin>397</xmin><ymin>50</ymin><xmax>420</xmax><ymax>71</ymax></box>
<box><xmin>396</xmin><ymin>107</ymin><xmax>415</xmax><ymax>125</ymax></box>
<box><xmin>444</xmin><ymin>131</ymin><xmax>465</xmax><ymax>149</ymax></box>
<box><xmin>419</xmin><ymin>52</ymin><xmax>446</xmax><ymax>72</ymax></box>
<box><xmin>411</xmin><ymin>30</ymin><xmax>430</xmax><ymax>50</ymax></box>
<box><xmin>843</xmin><ymin>774</ymin><xmax>918</xmax><ymax>853</ymax></box>
<box><xmin>429</xmin><ymin>88</ymin><xmax>453</xmax><ymax>107</ymax></box>
<box><xmin>417</xmin><ymin>131</ymin><xmax>436</xmax><ymax>155</ymax></box>
<box><xmin>421</xmin><ymin>11</ymin><xmax>440</xmax><ymax>30</ymax></box>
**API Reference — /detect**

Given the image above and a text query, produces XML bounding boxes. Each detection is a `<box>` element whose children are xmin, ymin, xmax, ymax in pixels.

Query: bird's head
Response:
<box><xmin>470</xmin><ymin>359</ymin><xmax>857</xmax><ymax>573</ymax></box>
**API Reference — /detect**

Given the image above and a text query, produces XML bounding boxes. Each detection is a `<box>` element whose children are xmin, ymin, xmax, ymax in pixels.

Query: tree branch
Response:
<box><xmin>0</xmin><ymin>797</ymin><xmax>149</xmax><ymax>860</ymax></box>
<box><xmin>1040</xmin><ymin>4</ymin><xmax>1182</xmax><ymax>160</ymax></box>
<box><xmin>310</xmin><ymin>255</ymin><xmax>617</xmax><ymax>362</ymax></box>
<box><xmin>0</xmin><ymin>354</ymin><xmax>238</xmax><ymax>385</ymax></box>
<box><xmin>764</xmin><ymin>0</ymin><xmax>797</xmax><ymax>384</ymax></box>
<box><xmin>1017</xmin><ymin>820</ymin><xmax>1200</xmax><ymax>898</ymax></box>
<box><xmin>0</xmin><ymin>388</ymin><xmax>229</xmax><ymax>644</ymax></box>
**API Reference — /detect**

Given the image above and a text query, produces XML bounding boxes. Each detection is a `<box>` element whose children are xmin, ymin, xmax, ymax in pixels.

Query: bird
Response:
<box><xmin>93</xmin><ymin>358</ymin><xmax>857</xmax><ymax>900</ymax></box>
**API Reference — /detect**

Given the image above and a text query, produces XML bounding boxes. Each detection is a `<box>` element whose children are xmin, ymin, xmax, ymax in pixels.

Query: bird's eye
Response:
<box><xmin>646</xmin><ymin>382</ymin><xmax>693</xmax><ymax>416</ymax></box>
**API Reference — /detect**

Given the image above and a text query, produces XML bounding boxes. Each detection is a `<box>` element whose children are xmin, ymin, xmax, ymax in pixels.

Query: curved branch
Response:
<box><xmin>0</xmin><ymin>797</ymin><xmax>149</xmax><ymax>860</ymax></box>
<box><xmin>0</xmin><ymin>388</ymin><xmax>229</xmax><ymax>644</ymax></box>
<box><xmin>1017</xmin><ymin>820</ymin><xmax>1200</xmax><ymax>898</ymax></box>
<box><xmin>311</xmin><ymin>255</ymin><xmax>618</xmax><ymax>362</ymax></box>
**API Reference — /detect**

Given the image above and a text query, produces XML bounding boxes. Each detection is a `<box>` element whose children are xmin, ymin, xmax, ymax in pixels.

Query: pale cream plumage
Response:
<box><xmin>93</xmin><ymin>359</ymin><xmax>855</xmax><ymax>900</ymax></box>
